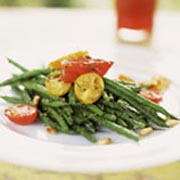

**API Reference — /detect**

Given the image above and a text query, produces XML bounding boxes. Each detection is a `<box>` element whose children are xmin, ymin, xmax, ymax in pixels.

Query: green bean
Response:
<box><xmin>92</xmin><ymin>115</ymin><xmax>139</xmax><ymax>141</ymax></box>
<box><xmin>39</xmin><ymin>113</ymin><xmax>75</xmax><ymax>134</ymax></box>
<box><xmin>40</xmin><ymin>113</ymin><xmax>61</xmax><ymax>129</ymax></box>
<box><xmin>47</xmin><ymin>108</ymin><xmax>69</xmax><ymax>131</ymax></box>
<box><xmin>128</xmin><ymin>99</ymin><xmax>167</xmax><ymax>127</ymax></box>
<box><xmin>11</xmin><ymin>85</ymin><xmax>23</xmax><ymax>96</ymax></box>
<box><xmin>131</xmin><ymin>119</ymin><xmax>147</xmax><ymax>129</ymax></box>
<box><xmin>84</xmin><ymin>122</ymin><xmax>97</xmax><ymax>133</ymax></box>
<box><xmin>62</xmin><ymin>106</ymin><xmax>73</xmax><ymax>116</ymax></box>
<box><xmin>102</xmin><ymin>114</ymin><xmax>117</xmax><ymax>121</ymax></box>
<box><xmin>129</xmin><ymin>98</ymin><xmax>167</xmax><ymax>126</ymax></box>
<box><xmin>97</xmin><ymin>104</ymin><xmax>105</xmax><ymax>111</ymax></box>
<box><xmin>100</xmin><ymin>99</ymin><xmax>124</xmax><ymax>111</ymax></box>
<box><xmin>33</xmin><ymin>76</ymin><xmax>46</xmax><ymax>85</ymax></box>
<box><xmin>115</xmin><ymin>112</ymin><xmax>134</xmax><ymax>127</ymax></box>
<box><xmin>57</xmin><ymin>107</ymin><xmax>73</xmax><ymax>126</ymax></box>
<box><xmin>74</xmin><ymin>125</ymin><xmax>97</xmax><ymax>143</ymax></box>
<box><xmin>23</xmin><ymin>82</ymin><xmax>60</xmax><ymax>101</ymax></box>
<box><xmin>68</xmin><ymin>87</ymin><xmax>77</xmax><ymax>104</ymax></box>
<box><xmin>73</xmin><ymin>115</ymin><xmax>87</xmax><ymax>124</ymax></box>
<box><xmin>105</xmin><ymin>81</ymin><xmax>172</xmax><ymax>127</ymax></box>
<box><xmin>147</xmin><ymin>107</ymin><xmax>166</xmax><ymax>121</ymax></box>
<box><xmin>104</xmin><ymin>78</ymin><xmax>177</xmax><ymax>119</ymax></box>
<box><xmin>0</xmin><ymin>96</ymin><xmax>25</xmax><ymax>104</ymax></box>
<box><xmin>41</xmin><ymin>99</ymin><xmax>69</xmax><ymax>107</ymax></box>
<box><xmin>7</xmin><ymin>58</ymin><xmax>28</xmax><ymax>72</ymax></box>
<box><xmin>73</xmin><ymin>105</ymin><xmax>91</xmax><ymax>118</ymax></box>
<box><xmin>42</xmin><ymin>101</ymin><xmax>72</xmax><ymax>125</ymax></box>
<box><xmin>112</xmin><ymin>109</ymin><xmax>146</xmax><ymax>129</ymax></box>
<box><xmin>102</xmin><ymin>91</ymin><xmax>114</xmax><ymax>102</ymax></box>
<box><xmin>102</xmin><ymin>91</ymin><xmax>111</xmax><ymax>102</ymax></box>
<box><xmin>109</xmin><ymin>107</ymin><xmax>147</xmax><ymax>129</ymax></box>
<box><xmin>11</xmin><ymin>85</ymin><xmax>32</xmax><ymax>104</ymax></box>
<box><xmin>116</xmin><ymin>119</ymin><xmax>128</xmax><ymax>127</ymax></box>
<box><xmin>75</xmin><ymin>103</ymin><xmax>117</xmax><ymax>121</ymax></box>
<box><xmin>0</xmin><ymin>68</ymin><xmax>53</xmax><ymax>87</ymax></box>
<box><xmin>62</xmin><ymin>113</ymin><xmax>73</xmax><ymax>126</ymax></box>
<box><xmin>103</xmin><ymin>106</ymin><xmax>115</xmax><ymax>114</ymax></box>
<box><xmin>101</xmin><ymin>99</ymin><xmax>146</xmax><ymax>123</ymax></box>
<box><xmin>117</xmin><ymin>99</ymin><xmax>131</xmax><ymax>109</ymax></box>
<box><xmin>87</xmin><ymin>104</ymin><xmax>104</xmax><ymax>116</ymax></box>
<box><xmin>117</xmin><ymin>80</ymin><xmax>141</xmax><ymax>93</ymax></box>
<box><xmin>21</xmin><ymin>90</ymin><xmax>31</xmax><ymax>104</ymax></box>
<box><xmin>148</xmin><ymin>121</ymin><xmax>168</xmax><ymax>130</ymax></box>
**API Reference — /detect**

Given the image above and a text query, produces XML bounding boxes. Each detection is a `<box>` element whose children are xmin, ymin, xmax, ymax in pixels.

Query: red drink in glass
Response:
<box><xmin>116</xmin><ymin>0</ymin><xmax>156</xmax><ymax>44</ymax></box>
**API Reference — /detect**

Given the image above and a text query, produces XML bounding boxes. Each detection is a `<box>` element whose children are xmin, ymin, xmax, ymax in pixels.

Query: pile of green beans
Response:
<box><xmin>0</xmin><ymin>58</ymin><xmax>178</xmax><ymax>143</ymax></box>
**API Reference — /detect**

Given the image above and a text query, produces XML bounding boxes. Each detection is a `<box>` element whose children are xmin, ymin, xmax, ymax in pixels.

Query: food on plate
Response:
<box><xmin>74</xmin><ymin>72</ymin><xmax>104</xmax><ymax>104</ymax></box>
<box><xmin>45</xmin><ymin>71</ymin><xmax>71</xmax><ymax>96</ymax></box>
<box><xmin>139</xmin><ymin>127</ymin><xmax>153</xmax><ymax>137</ymax></box>
<box><xmin>45</xmin><ymin>126</ymin><xmax>57</xmax><ymax>135</ymax></box>
<box><xmin>118</xmin><ymin>74</ymin><xmax>135</xmax><ymax>83</ymax></box>
<box><xmin>49</xmin><ymin>51</ymin><xmax>114</xmax><ymax>83</ymax></box>
<box><xmin>97</xmin><ymin>137</ymin><xmax>112</xmax><ymax>145</ymax></box>
<box><xmin>139</xmin><ymin>88</ymin><xmax>162</xmax><ymax>104</ymax></box>
<box><xmin>140</xmin><ymin>76</ymin><xmax>170</xmax><ymax>93</ymax></box>
<box><xmin>0</xmin><ymin>52</ymin><xmax>179</xmax><ymax>143</ymax></box>
<box><xmin>4</xmin><ymin>104</ymin><xmax>38</xmax><ymax>125</ymax></box>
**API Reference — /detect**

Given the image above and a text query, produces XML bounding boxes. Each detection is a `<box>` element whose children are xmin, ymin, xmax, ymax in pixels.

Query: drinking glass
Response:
<box><xmin>116</xmin><ymin>0</ymin><xmax>156</xmax><ymax>44</ymax></box>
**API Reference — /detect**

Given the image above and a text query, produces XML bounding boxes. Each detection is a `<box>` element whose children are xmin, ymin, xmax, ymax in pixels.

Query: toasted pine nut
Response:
<box><xmin>33</xmin><ymin>95</ymin><xmax>40</xmax><ymax>105</ymax></box>
<box><xmin>45</xmin><ymin>126</ymin><xmax>57</xmax><ymax>135</ymax></box>
<box><xmin>118</xmin><ymin>74</ymin><xmax>134</xmax><ymax>83</ymax></box>
<box><xmin>139</xmin><ymin>127</ymin><xmax>153</xmax><ymax>137</ymax></box>
<box><xmin>166</xmin><ymin>120</ymin><xmax>179</xmax><ymax>127</ymax></box>
<box><xmin>98</xmin><ymin>138</ymin><xmax>112</xmax><ymax>145</ymax></box>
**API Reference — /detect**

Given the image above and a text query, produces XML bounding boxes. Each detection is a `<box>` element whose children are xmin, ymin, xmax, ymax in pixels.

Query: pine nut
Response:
<box><xmin>33</xmin><ymin>95</ymin><xmax>40</xmax><ymax>105</ymax></box>
<box><xmin>98</xmin><ymin>138</ymin><xmax>112</xmax><ymax>145</ymax></box>
<box><xmin>166</xmin><ymin>120</ymin><xmax>179</xmax><ymax>127</ymax></box>
<box><xmin>139</xmin><ymin>127</ymin><xmax>153</xmax><ymax>137</ymax></box>
<box><xmin>45</xmin><ymin>126</ymin><xmax>57</xmax><ymax>135</ymax></box>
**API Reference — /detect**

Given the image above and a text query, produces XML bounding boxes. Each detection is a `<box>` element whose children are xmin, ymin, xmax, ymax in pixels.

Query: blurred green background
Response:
<box><xmin>0</xmin><ymin>0</ymin><xmax>179</xmax><ymax>10</ymax></box>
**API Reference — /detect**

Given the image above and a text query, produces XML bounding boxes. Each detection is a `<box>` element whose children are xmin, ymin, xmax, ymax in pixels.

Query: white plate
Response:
<box><xmin>0</xmin><ymin>47</ymin><xmax>180</xmax><ymax>173</ymax></box>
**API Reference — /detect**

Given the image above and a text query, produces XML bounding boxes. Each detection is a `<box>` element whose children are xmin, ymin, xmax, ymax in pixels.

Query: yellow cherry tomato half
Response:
<box><xmin>48</xmin><ymin>51</ymin><xmax>89</xmax><ymax>70</ymax></box>
<box><xmin>74</xmin><ymin>72</ymin><xmax>104</xmax><ymax>105</ymax></box>
<box><xmin>45</xmin><ymin>71</ymin><xmax>71</xmax><ymax>96</ymax></box>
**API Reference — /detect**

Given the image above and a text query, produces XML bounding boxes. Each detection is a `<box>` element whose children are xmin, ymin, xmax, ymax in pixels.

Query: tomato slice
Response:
<box><xmin>4</xmin><ymin>104</ymin><xmax>38</xmax><ymax>125</ymax></box>
<box><xmin>49</xmin><ymin>52</ymin><xmax>114</xmax><ymax>83</ymax></box>
<box><xmin>139</xmin><ymin>89</ymin><xmax>162</xmax><ymax>104</ymax></box>
<box><xmin>60</xmin><ymin>58</ymin><xmax>113</xmax><ymax>83</ymax></box>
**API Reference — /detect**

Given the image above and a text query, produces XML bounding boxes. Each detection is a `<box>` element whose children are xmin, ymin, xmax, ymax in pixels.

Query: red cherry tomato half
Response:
<box><xmin>50</xmin><ymin>56</ymin><xmax>114</xmax><ymax>83</ymax></box>
<box><xmin>62</xmin><ymin>58</ymin><xmax>113</xmax><ymax>83</ymax></box>
<box><xmin>139</xmin><ymin>89</ymin><xmax>162</xmax><ymax>104</ymax></box>
<box><xmin>4</xmin><ymin>104</ymin><xmax>38</xmax><ymax>125</ymax></box>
